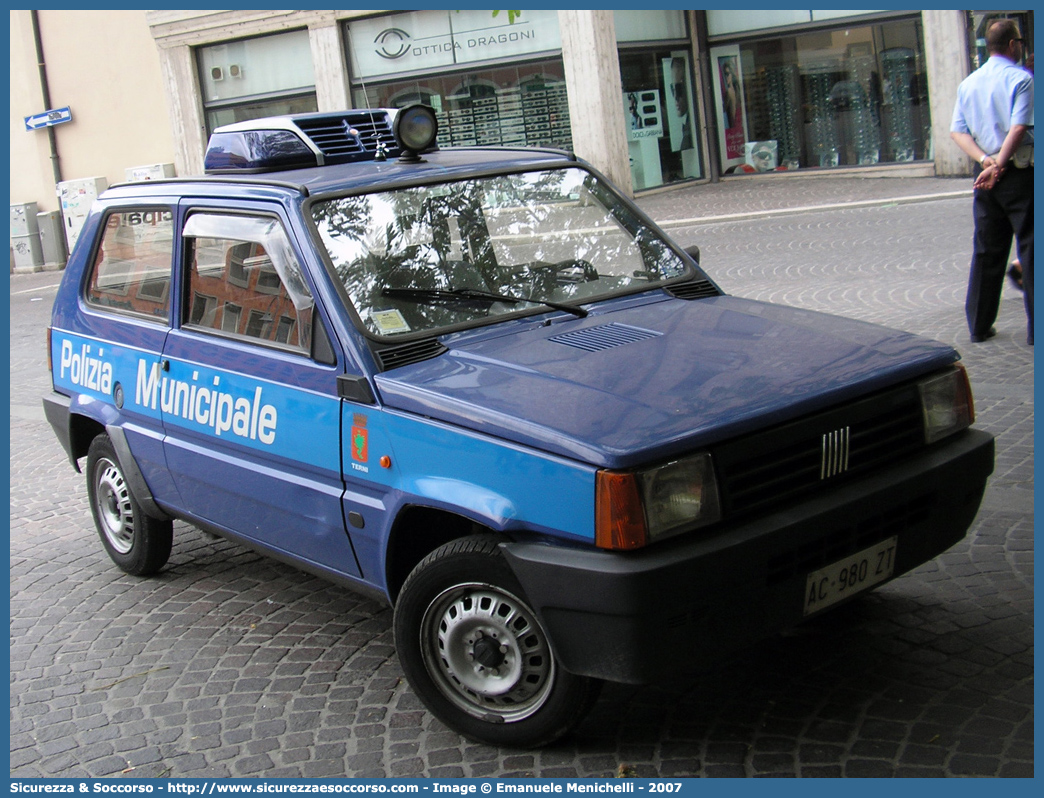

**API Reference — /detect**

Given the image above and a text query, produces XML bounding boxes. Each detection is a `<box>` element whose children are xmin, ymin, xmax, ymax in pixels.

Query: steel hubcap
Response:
<box><xmin>421</xmin><ymin>583</ymin><xmax>554</xmax><ymax>722</ymax></box>
<box><xmin>95</xmin><ymin>458</ymin><xmax>134</xmax><ymax>555</ymax></box>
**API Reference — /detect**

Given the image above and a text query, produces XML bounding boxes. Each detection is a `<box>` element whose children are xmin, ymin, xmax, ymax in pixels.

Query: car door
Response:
<box><xmin>158</xmin><ymin>203</ymin><xmax>362</xmax><ymax>577</ymax></box>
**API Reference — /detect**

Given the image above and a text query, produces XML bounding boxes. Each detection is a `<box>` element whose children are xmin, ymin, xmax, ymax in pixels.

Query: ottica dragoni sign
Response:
<box><xmin>348</xmin><ymin>10</ymin><xmax>563</xmax><ymax>80</ymax></box>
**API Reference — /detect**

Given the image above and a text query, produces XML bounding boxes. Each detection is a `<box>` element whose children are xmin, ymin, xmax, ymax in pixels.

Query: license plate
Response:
<box><xmin>803</xmin><ymin>536</ymin><xmax>898</xmax><ymax>616</ymax></box>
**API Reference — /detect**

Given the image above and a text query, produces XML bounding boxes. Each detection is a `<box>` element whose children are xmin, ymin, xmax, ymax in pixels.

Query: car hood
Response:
<box><xmin>374</xmin><ymin>295</ymin><xmax>958</xmax><ymax>469</ymax></box>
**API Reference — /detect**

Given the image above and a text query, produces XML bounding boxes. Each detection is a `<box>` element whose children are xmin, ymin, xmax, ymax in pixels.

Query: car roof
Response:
<box><xmin>100</xmin><ymin>147</ymin><xmax>579</xmax><ymax>203</ymax></box>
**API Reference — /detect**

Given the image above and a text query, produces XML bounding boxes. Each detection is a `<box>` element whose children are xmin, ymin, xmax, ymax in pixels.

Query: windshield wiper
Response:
<box><xmin>381</xmin><ymin>287</ymin><xmax>589</xmax><ymax>318</ymax></box>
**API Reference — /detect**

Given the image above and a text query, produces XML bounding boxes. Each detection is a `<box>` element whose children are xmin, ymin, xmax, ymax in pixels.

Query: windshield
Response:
<box><xmin>312</xmin><ymin>167</ymin><xmax>689</xmax><ymax>337</ymax></box>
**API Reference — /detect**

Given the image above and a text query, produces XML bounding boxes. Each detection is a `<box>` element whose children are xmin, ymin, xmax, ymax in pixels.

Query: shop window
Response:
<box><xmin>710</xmin><ymin>18</ymin><xmax>931</xmax><ymax>174</ymax></box>
<box><xmin>353</xmin><ymin>60</ymin><xmax>573</xmax><ymax>152</ymax></box>
<box><xmin>615</xmin><ymin>10</ymin><xmax>701</xmax><ymax>190</ymax></box>
<box><xmin>198</xmin><ymin>30</ymin><xmax>318</xmax><ymax>134</ymax></box>
<box><xmin>615</xmin><ymin>9</ymin><xmax>687</xmax><ymax>43</ymax></box>
<box><xmin>446</xmin><ymin>79</ymin><xmax>500</xmax><ymax>147</ymax></box>
<box><xmin>388</xmin><ymin>87</ymin><xmax>441</xmax><ymax>110</ymax></box>
<box><xmin>619</xmin><ymin>49</ymin><xmax>702</xmax><ymax>190</ymax></box>
<box><xmin>517</xmin><ymin>75</ymin><xmax>571</xmax><ymax>149</ymax></box>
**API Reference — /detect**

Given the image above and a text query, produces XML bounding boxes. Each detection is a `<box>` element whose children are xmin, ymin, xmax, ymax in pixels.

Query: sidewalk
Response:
<box><xmin>636</xmin><ymin>172</ymin><xmax>972</xmax><ymax>226</ymax></box>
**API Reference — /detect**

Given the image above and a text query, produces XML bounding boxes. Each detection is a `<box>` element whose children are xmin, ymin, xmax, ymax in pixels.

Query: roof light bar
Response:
<box><xmin>204</xmin><ymin>127</ymin><xmax>319</xmax><ymax>174</ymax></box>
<box><xmin>203</xmin><ymin>107</ymin><xmax>439</xmax><ymax>174</ymax></box>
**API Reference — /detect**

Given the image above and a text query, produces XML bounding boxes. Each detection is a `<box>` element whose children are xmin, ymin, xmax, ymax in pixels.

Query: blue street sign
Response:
<box><xmin>24</xmin><ymin>106</ymin><xmax>72</xmax><ymax>131</ymax></box>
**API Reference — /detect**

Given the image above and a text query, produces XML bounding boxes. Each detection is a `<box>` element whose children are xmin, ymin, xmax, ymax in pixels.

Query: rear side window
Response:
<box><xmin>183</xmin><ymin>214</ymin><xmax>314</xmax><ymax>353</ymax></box>
<box><xmin>86</xmin><ymin>209</ymin><xmax>174</xmax><ymax>320</ymax></box>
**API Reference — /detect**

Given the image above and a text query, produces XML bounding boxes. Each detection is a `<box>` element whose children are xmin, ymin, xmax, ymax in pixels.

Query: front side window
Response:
<box><xmin>312</xmin><ymin>167</ymin><xmax>688</xmax><ymax>338</ymax></box>
<box><xmin>86</xmin><ymin>209</ymin><xmax>174</xmax><ymax>320</ymax></box>
<box><xmin>183</xmin><ymin>214</ymin><xmax>314</xmax><ymax>353</ymax></box>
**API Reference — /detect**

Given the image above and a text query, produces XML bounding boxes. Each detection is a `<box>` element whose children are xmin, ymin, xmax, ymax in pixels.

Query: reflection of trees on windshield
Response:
<box><xmin>311</xmin><ymin>168</ymin><xmax>688</xmax><ymax>336</ymax></box>
<box><xmin>312</xmin><ymin>194</ymin><xmax>380</xmax><ymax>311</ymax></box>
<box><xmin>581</xmin><ymin>175</ymin><xmax>682</xmax><ymax>280</ymax></box>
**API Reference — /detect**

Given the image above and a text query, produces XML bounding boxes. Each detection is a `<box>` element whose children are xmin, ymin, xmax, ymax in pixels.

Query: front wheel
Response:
<box><xmin>393</xmin><ymin>536</ymin><xmax>601</xmax><ymax>748</ymax></box>
<box><xmin>86</xmin><ymin>435</ymin><xmax>173</xmax><ymax>576</ymax></box>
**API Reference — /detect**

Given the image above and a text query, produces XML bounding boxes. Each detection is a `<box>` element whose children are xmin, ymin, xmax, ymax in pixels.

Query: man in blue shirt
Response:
<box><xmin>951</xmin><ymin>19</ymin><xmax>1034</xmax><ymax>345</ymax></box>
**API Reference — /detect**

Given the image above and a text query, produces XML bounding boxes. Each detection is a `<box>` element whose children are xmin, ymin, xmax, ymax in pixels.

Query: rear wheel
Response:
<box><xmin>86</xmin><ymin>435</ymin><xmax>172</xmax><ymax>576</ymax></box>
<box><xmin>394</xmin><ymin>536</ymin><xmax>601</xmax><ymax>747</ymax></box>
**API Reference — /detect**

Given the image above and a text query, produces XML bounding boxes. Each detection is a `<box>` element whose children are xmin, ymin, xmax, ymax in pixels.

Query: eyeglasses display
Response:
<box><xmin>717</xmin><ymin>18</ymin><xmax>930</xmax><ymax>172</ymax></box>
<box><xmin>354</xmin><ymin>60</ymin><xmax>574</xmax><ymax>153</ymax></box>
<box><xmin>881</xmin><ymin>48</ymin><xmax>918</xmax><ymax>163</ymax></box>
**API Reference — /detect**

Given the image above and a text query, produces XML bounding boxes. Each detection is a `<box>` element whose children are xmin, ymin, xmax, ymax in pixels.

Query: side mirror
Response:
<box><xmin>684</xmin><ymin>244</ymin><xmax>701</xmax><ymax>264</ymax></box>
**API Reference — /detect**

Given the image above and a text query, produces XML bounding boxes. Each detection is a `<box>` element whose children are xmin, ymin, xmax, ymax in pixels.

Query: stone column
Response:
<box><xmin>923</xmin><ymin>10</ymin><xmax>973</xmax><ymax>177</ymax></box>
<box><xmin>156</xmin><ymin>44</ymin><xmax>208</xmax><ymax>177</ymax></box>
<box><xmin>558</xmin><ymin>10</ymin><xmax>632</xmax><ymax>195</ymax></box>
<box><xmin>310</xmin><ymin>23</ymin><xmax>352</xmax><ymax>112</ymax></box>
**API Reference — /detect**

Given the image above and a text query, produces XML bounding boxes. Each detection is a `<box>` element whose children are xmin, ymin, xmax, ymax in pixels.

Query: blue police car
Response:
<box><xmin>44</xmin><ymin>105</ymin><xmax>994</xmax><ymax>747</ymax></box>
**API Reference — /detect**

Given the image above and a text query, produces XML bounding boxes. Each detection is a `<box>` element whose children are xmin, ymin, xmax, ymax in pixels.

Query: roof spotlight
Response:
<box><xmin>393</xmin><ymin>104</ymin><xmax>439</xmax><ymax>163</ymax></box>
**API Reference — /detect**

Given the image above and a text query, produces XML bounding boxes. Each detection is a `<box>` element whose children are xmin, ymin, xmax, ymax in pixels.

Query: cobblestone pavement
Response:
<box><xmin>9</xmin><ymin>175</ymin><xmax>1033</xmax><ymax>778</ymax></box>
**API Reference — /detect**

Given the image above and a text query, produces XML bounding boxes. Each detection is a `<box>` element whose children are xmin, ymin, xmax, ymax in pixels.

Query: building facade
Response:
<box><xmin>10</xmin><ymin>9</ymin><xmax>1035</xmax><ymax>222</ymax></box>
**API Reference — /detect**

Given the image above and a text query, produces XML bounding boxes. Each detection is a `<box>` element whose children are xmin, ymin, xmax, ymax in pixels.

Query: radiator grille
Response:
<box><xmin>713</xmin><ymin>383</ymin><xmax>925</xmax><ymax>518</ymax></box>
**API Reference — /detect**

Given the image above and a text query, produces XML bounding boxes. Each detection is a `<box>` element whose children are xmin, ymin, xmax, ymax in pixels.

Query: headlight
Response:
<box><xmin>595</xmin><ymin>453</ymin><xmax>721</xmax><ymax>550</ymax></box>
<box><xmin>918</xmin><ymin>363</ymin><xmax>975</xmax><ymax>444</ymax></box>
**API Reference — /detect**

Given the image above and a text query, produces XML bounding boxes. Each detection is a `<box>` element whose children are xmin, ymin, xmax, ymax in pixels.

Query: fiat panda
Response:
<box><xmin>44</xmin><ymin>105</ymin><xmax>994</xmax><ymax>748</ymax></box>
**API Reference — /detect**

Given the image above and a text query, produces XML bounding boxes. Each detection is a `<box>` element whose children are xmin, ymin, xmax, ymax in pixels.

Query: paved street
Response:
<box><xmin>9</xmin><ymin>175</ymin><xmax>1033</xmax><ymax>778</ymax></box>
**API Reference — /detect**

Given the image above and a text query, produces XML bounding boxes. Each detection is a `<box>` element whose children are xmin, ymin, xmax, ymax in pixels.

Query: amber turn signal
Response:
<box><xmin>595</xmin><ymin>471</ymin><xmax>647</xmax><ymax>550</ymax></box>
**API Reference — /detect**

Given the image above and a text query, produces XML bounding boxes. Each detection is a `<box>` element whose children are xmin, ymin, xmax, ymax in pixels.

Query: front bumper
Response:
<box><xmin>502</xmin><ymin>428</ymin><xmax>994</xmax><ymax>684</ymax></box>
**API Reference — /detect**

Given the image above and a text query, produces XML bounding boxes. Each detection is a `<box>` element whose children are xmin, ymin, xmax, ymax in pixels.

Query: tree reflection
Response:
<box><xmin>311</xmin><ymin>167</ymin><xmax>688</xmax><ymax>336</ymax></box>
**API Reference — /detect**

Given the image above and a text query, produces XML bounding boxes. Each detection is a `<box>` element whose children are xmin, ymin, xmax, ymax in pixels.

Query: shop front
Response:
<box><xmin>343</xmin><ymin>9</ymin><xmax>702</xmax><ymax>192</ymax></box>
<box><xmin>704</xmin><ymin>11</ymin><xmax>932</xmax><ymax>174</ymax></box>
<box><xmin>149</xmin><ymin>10</ymin><xmax>991</xmax><ymax>188</ymax></box>
<box><xmin>155</xmin><ymin>10</ymin><xmax>707</xmax><ymax>191</ymax></box>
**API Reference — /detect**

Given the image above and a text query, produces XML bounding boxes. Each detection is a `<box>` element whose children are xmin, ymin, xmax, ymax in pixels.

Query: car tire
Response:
<box><xmin>86</xmin><ymin>435</ymin><xmax>173</xmax><ymax>576</ymax></box>
<box><xmin>394</xmin><ymin>535</ymin><xmax>601</xmax><ymax>748</ymax></box>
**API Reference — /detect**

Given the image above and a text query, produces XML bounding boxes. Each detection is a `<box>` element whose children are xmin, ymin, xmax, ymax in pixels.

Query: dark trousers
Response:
<box><xmin>966</xmin><ymin>165</ymin><xmax>1034</xmax><ymax>342</ymax></box>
